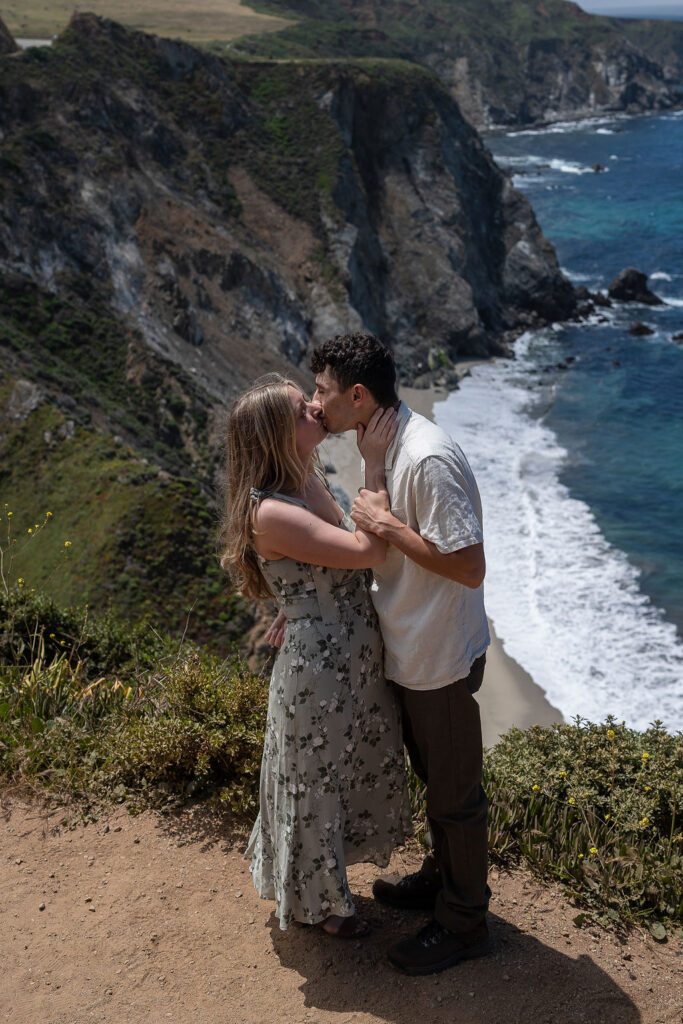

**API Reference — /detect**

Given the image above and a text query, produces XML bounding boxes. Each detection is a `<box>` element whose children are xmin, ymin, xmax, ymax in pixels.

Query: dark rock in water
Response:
<box><xmin>592</xmin><ymin>291</ymin><xmax>612</xmax><ymax>308</ymax></box>
<box><xmin>672</xmin><ymin>332</ymin><xmax>683</xmax><ymax>343</ymax></box>
<box><xmin>628</xmin><ymin>321</ymin><xmax>655</xmax><ymax>336</ymax></box>
<box><xmin>608</xmin><ymin>268</ymin><xmax>663</xmax><ymax>306</ymax></box>
<box><xmin>592</xmin><ymin>163</ymin><xmax>605</xmax><ymax>173</ymax></box>
<box><xmin>574</xmin><ymin>286</ymin><xmax>591</xmax><ymax>301</ymax></box>
<box><xmin>0</xmin><ymin>15</ymin><xmax>18</xmax><ymax>54</ymax></box>
<box><xmin>612</xmin><ymin>360</ymin><xmax>621</xmax><ymax>367</ymax></box>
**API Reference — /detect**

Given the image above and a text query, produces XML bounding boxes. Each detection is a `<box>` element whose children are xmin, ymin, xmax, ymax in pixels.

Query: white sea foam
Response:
<box><xmin>651</xmin><ymin>271</ymin><xmax>673</xmax><ymax>281</ymax></box>
<box><xmin>434</xmin><ymin>337</ymin><xmax>683</xmax><ymax>732</ymax></box>
<box><xmin>503</xmin><ymin>115</ymin><xmax>624</xmax><ymax>138</ymax></box>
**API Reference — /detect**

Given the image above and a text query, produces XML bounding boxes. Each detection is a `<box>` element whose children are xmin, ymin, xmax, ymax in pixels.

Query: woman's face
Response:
<box><xmin>288</xmin><ymin>385</ymin><xmax>327</xmax><ymax>460</ymax></box>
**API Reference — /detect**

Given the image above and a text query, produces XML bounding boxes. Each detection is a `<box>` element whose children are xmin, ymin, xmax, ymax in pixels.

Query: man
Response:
<box><xmin>311</xmin><ymin>332</ymin><xmax>491</xmax><ymax>976</ymax></box>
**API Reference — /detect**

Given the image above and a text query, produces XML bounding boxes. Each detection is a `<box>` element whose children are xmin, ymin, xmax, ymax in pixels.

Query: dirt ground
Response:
<box><xmin>1</xmin><ymin>795</ymin><xmax>681</xmax><ymax>1024</ymax></box>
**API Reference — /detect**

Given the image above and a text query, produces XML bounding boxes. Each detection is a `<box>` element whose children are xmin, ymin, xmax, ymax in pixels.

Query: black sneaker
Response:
<box><xmin>387</xmin><ymin>919</ymin><xmax>490</xmax><ymax>976</ymax></box>
<box><xmin>372</xmin><ymin>870</ymin><xmax>441</xmax><ymax>910</ymax></box>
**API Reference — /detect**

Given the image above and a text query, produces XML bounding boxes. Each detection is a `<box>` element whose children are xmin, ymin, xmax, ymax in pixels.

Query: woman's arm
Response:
<box><xmin>253</xmin><ymin>499</ymin><xmax>386</xmax><ymax>568</ymax></box>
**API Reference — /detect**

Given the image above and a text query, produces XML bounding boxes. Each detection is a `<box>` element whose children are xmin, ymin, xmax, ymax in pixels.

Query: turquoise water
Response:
<box><xmin>435</xmin><ymin>111</ymin><xmax>683</xmax><ymax>730</ymax></box>
<box><xmin>490</xmin><ymin>111</ymin><xmax>683</xmax><ymax>635</ymax></box>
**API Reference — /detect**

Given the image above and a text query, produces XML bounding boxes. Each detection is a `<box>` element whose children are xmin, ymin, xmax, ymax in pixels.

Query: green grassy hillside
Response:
<box><xmin>0</xmin><ymin>274</ymin><xmax>252</xmax><ymax>648</ymax></box>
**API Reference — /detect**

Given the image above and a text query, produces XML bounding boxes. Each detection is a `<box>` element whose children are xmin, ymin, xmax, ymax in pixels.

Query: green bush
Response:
<box><xmin>483</xmin><ymin>719</ymin><xmax>682</xmax><ymax>930</ymax></box>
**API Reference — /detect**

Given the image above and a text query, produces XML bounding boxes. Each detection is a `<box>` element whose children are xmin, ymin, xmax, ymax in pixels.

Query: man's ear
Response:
<box><xmin>351</xmin><ymin>384</ymin><xmax>368</xmax><ymax>406</ymax></box>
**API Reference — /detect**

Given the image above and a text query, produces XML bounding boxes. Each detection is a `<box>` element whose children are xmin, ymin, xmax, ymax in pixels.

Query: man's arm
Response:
<box><xmin>350</xmin><ymin>488</ymin><xmax>486</xmax><ymax>589</ymax></box>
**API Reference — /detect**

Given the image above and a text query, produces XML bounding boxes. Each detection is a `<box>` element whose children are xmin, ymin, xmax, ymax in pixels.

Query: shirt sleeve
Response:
<box><xmin>413</xmin><ymin>454</ymin><xmax>483</xmax><ymax>554</ymax></box>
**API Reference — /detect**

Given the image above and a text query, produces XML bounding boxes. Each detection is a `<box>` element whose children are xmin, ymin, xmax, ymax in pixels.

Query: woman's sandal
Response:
<box><xmin>317</xmin><ymin>914</ymin><xmax>371</xmax><ymax>939</ymax></box>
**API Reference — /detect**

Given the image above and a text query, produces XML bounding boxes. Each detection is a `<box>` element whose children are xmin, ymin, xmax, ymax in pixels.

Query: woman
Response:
<box><xmin>221</xmin><ymin>374</ymin><xmax>410</xmax><ymax>937</ymax></box>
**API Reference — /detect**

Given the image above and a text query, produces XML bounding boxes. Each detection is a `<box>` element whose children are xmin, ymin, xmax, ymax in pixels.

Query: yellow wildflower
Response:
<box><xmin>532</xmin><ymin>785</ymin><xmax>539</xmax><ymax>792</ymax></box>
<box><xmin>589</xmin><ymin>847</ymin><xmax>598</xmax><ymax>855</ymax></box>
<box><xmin>27</xmin><ymin>528</ymin><xmax>32</xmax><ymax>534</ymax></box>
<box><xmin>49</xmin><ymin>633</ymin><xmax>55</xmax><ymax>639</ymax></box>
<box><xmin>640</xmin><ymin>817</ymin><xmax>649</xmax><ymax>826</ymax></box>
<box><xmin>645</xmin><ymin>785</ymin><xmax>651</xmax><ymax>792</ymax></box>
<box><xmin>607</xmin><ymin>729</ymin><xmax>615</xmax><ymax>741</ymax></box>
<box><xmin>64</xmin><ymin>540</ymin><xmax>71</xmax><ymax>548</ymax></box>
<box><xmin>558</xmin><ymin>771</ymin><xmax>567</xmax><ymax>779</ymax></box>
<box><xmin>46</xmin><ymin>511</ymin><xmax>52</xmax><ymax>517</ymax></box>
<box><xmin>642</xmin><ymin>752</ymin><xmax>649</xmax><ymax>760</ymax></box>
<box><xmin>7</xmin><ymin>511</ymin><xmax>12</xmax><ymax>517</ymax></box>
<box><xmin>578</xmin><ymin>853</ymin><xmax>584</xmax><ymax>859</ymax></box>
<box><xmin>605</xmin><ymin>813</ymin><xmax>611</xmax><ymax>821</ymax></box>
<box><xmin>568</xmin><ymin>797</ymin><xmax>575</xmax><ymax>805</ymax></box>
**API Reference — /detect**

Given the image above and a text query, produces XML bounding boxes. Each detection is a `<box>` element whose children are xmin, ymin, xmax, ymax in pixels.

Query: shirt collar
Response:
<box><xmin>385</xmin><ymin>400</ymin><xmax>411</xmax><ymax>473</ymax></box>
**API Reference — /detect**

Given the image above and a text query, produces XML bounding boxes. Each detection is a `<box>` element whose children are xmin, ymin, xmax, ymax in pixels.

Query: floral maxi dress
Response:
<box><xmin>245</xmin><ymin>490</ymin><xmax>411</xmax><ymax>930</ymax></box>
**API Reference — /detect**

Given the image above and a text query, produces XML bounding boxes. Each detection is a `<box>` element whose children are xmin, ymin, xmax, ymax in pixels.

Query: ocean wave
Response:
<box><xmin>651</xmin><ymin>271</ymin><xmax>673</xmax><ymax>281</ymax></box>
<box><xmin>434</xmin><ymin>336</ymin><xmax>683</xmax><ymax>732</ymax></box>
<box><xmin>502</xmin><ymin>115</ymin><xmax>624</xmax><ymax>138</ymax></box>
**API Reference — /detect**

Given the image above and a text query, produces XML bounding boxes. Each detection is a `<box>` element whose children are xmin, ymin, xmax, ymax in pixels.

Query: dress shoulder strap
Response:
<box><xmin>249</xmin><ymin>487</ymin><xmax>313</xmax><ymax>512</ymax></box>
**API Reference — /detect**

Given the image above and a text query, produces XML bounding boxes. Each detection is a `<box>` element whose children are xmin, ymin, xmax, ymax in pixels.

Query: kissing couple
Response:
<box><xmin>221</xmin><ymin>333</ymin><xmax>490</xmax><ymax>975</ymax></box>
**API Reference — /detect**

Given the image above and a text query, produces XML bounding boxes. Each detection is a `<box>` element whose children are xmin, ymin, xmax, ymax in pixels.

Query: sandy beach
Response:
<box><xmin>320</xmin><ymin>381</ymin><xmax>563</xmax><ymax>748</ymax></box>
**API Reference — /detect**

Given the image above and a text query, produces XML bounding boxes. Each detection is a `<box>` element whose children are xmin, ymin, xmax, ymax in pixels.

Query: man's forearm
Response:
<box><xmin>370</xmin><ymin>510</ymin><xmax>485</xmax><ymax>588</ymax></box>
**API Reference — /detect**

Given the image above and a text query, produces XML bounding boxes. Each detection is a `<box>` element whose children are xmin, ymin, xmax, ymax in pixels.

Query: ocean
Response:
<box><xmin>434</xmin><ymin>109</ymin><xmax>683</xmax><ymax>732</ymax></box>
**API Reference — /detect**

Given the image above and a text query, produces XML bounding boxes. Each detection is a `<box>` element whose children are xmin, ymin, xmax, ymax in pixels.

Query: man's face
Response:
<box><xmin>313</xmin><ymin>367</ymin><xmax>357</xmax><ymax>434</ymax></box>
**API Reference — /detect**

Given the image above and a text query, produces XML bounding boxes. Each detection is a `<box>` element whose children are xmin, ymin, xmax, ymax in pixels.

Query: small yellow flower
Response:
<box><xmin>578</xmin><ymin>853</ymin><xmax>584</xmax><ymax>859</ymax></box>
<box><xmin>607</xmin><ymin>729</ymin><xmax>615</xmax><ymax>740</ymax></box>
<box><xmin>49</xmin><ymin>633</ymin><xmax>55</xmax><ymax>639</ymax></box>
<box><xmin>60</xmin><ymin>640</ymin><xmax>66</xmax><ymax>646</ymax></box>
<box><xmin>642</xmin><ymin>752</ymin><xmax>649</xmax><ymax>760</ymax></box>
<box><xmin>27</xmin><ymin>528</ymin><xmax>32</xmax><ymax>534</ymax></box>
<box><xmin>640</xmin><ymin>817</ymin><xmax>649</xmax><ymax>826</ymax></box>
<box><xmin>17</xmin><ymin>578</ymin><xmax>24</xmax><ymax>585</ymax></box>
<box><xmin>34</xmin><ymin>523</ymin><xmax>39</xmax><ymax>529</ymax></box>
<box><xmin>568</xmin><ymin>797</ymin><xmax>575</xmax><ymax>805</ymax></box>
<box><xmin>64</xmin><ymin>540</ymin><xmax>71</xmax><ymax>548</ymax></box>
<box><xmin>532</xmin><ymin>784</ymin><xmax>539</xmax><ymax>792</ymax></box>
<box><xmin>7</xmin><ymin>511</ymin><xmax>12</xmax><ymax>517</ymax></box>
<box><xmin>589</xmin><ymin>847</ymin><xmax>598</xmax><ymax>855</ymax></box>
<box><xmin>645</xmin><ymin>785</ymin><xmax>651</xmax><ymax>792</ymax></box>
<box><xmin>558</xmin><ymin>771</ymin><xmax>567</xmax><ymax>779</ymax></box>
<box><xmin>605</xmin><ymin>813</ymin><xmax>611</xmax><ymax>821</ymax></box>
<box><xmin>46</xmin><ymin>511</ymin><xmax>52</xmax><ymax>517</ymax></box>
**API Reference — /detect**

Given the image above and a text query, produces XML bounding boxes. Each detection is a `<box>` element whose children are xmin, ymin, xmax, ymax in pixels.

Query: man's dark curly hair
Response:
<box><xmin>310</xmin><ymin>333</ymin><xmax>398</xmax><ymax>407</ymax></box>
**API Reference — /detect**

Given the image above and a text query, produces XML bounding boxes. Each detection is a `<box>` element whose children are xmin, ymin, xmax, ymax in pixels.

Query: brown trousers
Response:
<box><xmin>395</xmin><ymin>654</ymin><xmax>489</xmax><ymax>933</ymax></box>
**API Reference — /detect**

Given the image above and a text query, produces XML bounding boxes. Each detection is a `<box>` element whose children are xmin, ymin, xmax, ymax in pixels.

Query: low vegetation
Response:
<box><xmin>1</xmin><ymin>586</ymin><xmax>680</xmax><ymax>939</ymax></box>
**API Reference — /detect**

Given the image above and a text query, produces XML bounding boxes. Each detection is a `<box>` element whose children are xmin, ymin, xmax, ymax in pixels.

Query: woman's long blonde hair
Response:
<box><xmin>220</xmin><ymin>374</ymin><xmax>314</xmax><ymax>599</ymax></box>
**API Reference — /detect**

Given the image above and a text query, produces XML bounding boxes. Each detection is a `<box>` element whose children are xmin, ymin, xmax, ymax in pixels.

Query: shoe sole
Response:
<box><xmin>387</xmin><ymin>939</ymin><xmax>491</xmax><ymax>976</ymax></box>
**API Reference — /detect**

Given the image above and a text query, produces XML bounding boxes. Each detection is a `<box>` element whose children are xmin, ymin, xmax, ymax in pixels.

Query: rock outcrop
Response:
<box><xmin>0</xmin><ymin>14</ymin><xmax>574</xmax><ymax>401</ymax></box>
<box><xmin>234</xmin><ymin>0</ymin><xmax>683</xmax><ymax>130</ymax></box>
<box><xmin>608</xmin><ymin>268</ymin><xmax>663</xmax><ymax>306</ymax></box>
<box><xmin>0</xmin><ymin>15</ymin><xmax>18</xmax><ymax>56</ymax></box>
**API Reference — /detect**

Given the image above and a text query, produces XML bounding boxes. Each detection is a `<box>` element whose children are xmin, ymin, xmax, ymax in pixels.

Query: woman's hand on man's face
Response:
<box><xmin>356</xmin><ymin>406</ymin><xmax>397</xmax><ymax>466</ymax></box>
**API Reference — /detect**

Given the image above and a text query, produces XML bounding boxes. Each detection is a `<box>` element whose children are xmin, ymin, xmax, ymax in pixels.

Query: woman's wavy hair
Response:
<box><xmin>220</xmin><ymin>374</ymin><xmax>315</xmax><ymax>599</ymax></box>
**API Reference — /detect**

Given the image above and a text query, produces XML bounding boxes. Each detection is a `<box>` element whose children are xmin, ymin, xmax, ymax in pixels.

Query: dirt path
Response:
<box><xmin>1</xmin><ymin>795</ymin><xmax>681</xmax><ymax>1024</ymax></box>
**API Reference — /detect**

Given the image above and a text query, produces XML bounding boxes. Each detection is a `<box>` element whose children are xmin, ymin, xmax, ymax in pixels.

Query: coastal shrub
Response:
<box><xmin>0</xmin><ymin>589</ymin><xmax>267</xmax><ymax>813</ymax></box>
<box><xmin>482</xmin><ymin>719</ymin><xmax>683</xmax><ymax>933</ymax></box>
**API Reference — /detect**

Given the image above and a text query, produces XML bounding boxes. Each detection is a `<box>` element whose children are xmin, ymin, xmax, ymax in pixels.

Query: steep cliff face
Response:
<box><xmin>235</xmin><ymin>0</ymin><xmax>682</xmax><ymax>129</ymax></box>
<box><xmin>0</xmin><ymin>13</ymin><xmax>573</xmax><ymax>403</ymax></box>
<box><xmin>0</xmin><ymin>14</ymin><xmax>575</xmax><ymax>634</ymax></box>
<box><xmin>0</xmin><ymin>16</ymin><xmax>18</xmax><ymax>56</ymax></box>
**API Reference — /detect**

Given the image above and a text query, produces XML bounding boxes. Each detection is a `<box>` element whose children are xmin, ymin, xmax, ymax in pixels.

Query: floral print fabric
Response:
<box><xmin>245</xmin><ymin>504</ymin><xmax>411</xmax><ymax>930</ymax></box>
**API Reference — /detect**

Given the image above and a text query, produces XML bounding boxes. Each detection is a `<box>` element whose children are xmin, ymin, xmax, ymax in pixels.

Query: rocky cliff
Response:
<box><xmin>0</xmin><ymin>16</ymin><xmax>18</xmax><ymax>56</ymax></box>
<box><xmin>0</xmin><ymin>13</ymin><xmax>573</xmax><ymax>397</ymax></box>
<box><xmin>235</xmin><ymin>0</ymin><xmax>683</xmax><ymax>129</ymax></box>
<box><xmin>0</xmin><ymin>13</ymin><xmax>574</xmax><ymax>636</ymax></box>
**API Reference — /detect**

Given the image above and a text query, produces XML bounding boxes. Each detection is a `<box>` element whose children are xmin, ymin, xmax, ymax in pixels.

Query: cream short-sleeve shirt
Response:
<box><xmin>369</xmin><ymin>401</ymin><xmax>490</xmax><ymax>689</ymax></box>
